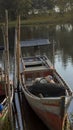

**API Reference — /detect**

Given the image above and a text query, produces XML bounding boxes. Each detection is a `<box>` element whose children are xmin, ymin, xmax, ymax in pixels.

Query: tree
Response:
<box><xmin>32</xmin><ymin>0</ymin><xmax>53</xmax><ymax>10</ymax></box>
<box><xmin>53</xmin><ymin>0</ymin><xmax>73</xmax><ymax>14</ymax></box>
<box><xmin>19</xmin><ymin>0</ymin><xmax>32</xmax><ymax>18</ymax></box>
<box><xmin>0</xmin><ymin>0</ymin><xmax>32</xmax><ymax>20</ymax></box>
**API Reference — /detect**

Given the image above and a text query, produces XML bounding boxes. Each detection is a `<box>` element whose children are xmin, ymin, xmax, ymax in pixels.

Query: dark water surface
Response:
<box><xmin>0</xmin><ymin>24</ymin><xmax>73</xmax><ymax>90</ymax></box>
<box><xmin>20</xmin><ymin>24</ymin><xmax>73</xmax><ymax>91</ymax></box>
<box><xmin>0</xmin><ymin>23</ymin><xmax>73</xmax><ymax>129</ymax></box>
<box><xmin>20</xmin><ymin>23</ymin><xmax>73</xmax><ymax>129</ymax></box>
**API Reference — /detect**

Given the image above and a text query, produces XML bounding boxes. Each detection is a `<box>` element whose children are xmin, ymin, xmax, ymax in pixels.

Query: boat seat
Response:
<box><xmin>28</xmin><ymin>83</ymin><xmax>66</xmax><ymax>97</ymax></box>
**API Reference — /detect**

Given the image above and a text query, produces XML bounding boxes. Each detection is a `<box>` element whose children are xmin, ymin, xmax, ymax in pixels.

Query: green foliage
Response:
<box><xmin>0</xmin><ymin>0</ymin><xmax>73</xmax><ymax>21</ymax></box>
<box><xmin>0</xmin><ymin>0</ymin><xmax>54</xmax><ymax>20</ymax></box>
<box><xmin>54</xmin><ymin>0</ymin><xmax>73</xmax><ymax>14</ymax></box>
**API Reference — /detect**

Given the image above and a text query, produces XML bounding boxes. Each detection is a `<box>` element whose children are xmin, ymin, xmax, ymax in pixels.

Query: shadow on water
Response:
<box><xmin>21</xmin><ymin>92</ymin><xmax>50</xmax><ymax>130</ymax></box>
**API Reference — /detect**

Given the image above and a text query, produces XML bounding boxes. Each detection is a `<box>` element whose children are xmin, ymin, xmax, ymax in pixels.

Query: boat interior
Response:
<box><xmin>23</xmin><ymin>57</ymin><xmax>54</xmax><ymax>82</ymax></box>
<box><xmin>25</xmin><ymin>68</ymin><xmax>57</xmax><ymax>85</ymax></box>
<box><xmin>22</xmin><ymin>56</ymin><xmax>71</xmax><ymax>97</ymax></box>
<box><xmin>28</xmin><ymin>82</ymin><xmax>66</xmax><ymax>98</ymax></box>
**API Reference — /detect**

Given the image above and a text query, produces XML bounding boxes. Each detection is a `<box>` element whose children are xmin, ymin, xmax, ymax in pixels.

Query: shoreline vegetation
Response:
<box><xmin>0</xmin><ymin>12</ymin><xmax>73</xmax><ymax>27</ymax></box>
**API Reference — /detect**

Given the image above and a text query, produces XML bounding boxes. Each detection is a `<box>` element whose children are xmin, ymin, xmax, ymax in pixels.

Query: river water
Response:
<box><xmin>21</xmin><ymin>24</ymin><xmax>73</xmax><ymax>91</ymax></box>
<box><xmin>0</xmin><ymin>23</ymin><xmax>73</xmax><ymax>90</ymax></box>
<box><xmin>21</xmin><ymin>23</ymin><xmax>73</xmax><ymax>128</ymax></box>
<box><xmin>0</xmin><ymin>23</ymin><xmax>73</xmax><ymax>129</ymax></box>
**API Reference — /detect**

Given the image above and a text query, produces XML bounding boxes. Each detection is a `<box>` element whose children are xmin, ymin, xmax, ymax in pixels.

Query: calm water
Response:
<box><xmin>21</xmin><ymin>24</ymin><xmax>73</xmax><ymax>91</ymax></box>
<box><xmin>21</xmin><ymin>24</ymin><xmax>73</xmax><ymax>127</ymax></box>
<box><xmin>0</xmin><ymin>23</ymin><xmax>73</xmax><ymax>91</ymax></box>
<box><xmin>0</xmin><ymin>23</ymin><xmax>73</xmax><ymax>129</ymax></box>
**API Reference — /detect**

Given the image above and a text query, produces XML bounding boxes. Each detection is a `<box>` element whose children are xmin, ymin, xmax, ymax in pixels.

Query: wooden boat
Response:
<box><xmin>0</xmin><ymin>67</ymin><xmax>13</xmax><ymax>129</ymax></box>
<box><xmin>21</xmin><ymin>55</ymin><xmax>73</xmax><ymax>130</ymax></box>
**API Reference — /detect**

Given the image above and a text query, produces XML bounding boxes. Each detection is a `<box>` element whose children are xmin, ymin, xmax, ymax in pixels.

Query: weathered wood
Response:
<box><xmin>16</xmin><ymin>15</ymin><xmax>21</xmax><ymax>88</ymax></box>
<box><xmin>13</xmin><ymin>16</ymin><xmax>25</xmax><ymax>130</ymax></box>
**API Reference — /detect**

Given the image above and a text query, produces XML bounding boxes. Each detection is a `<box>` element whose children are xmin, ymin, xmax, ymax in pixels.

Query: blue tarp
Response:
<box><xmin>21</xmin><ymin>39</ymin><xmax>50</xmax><ymax>47</ymax></box>
<box><xmin>0</xmin><ymin>46</ymin><xmax>4</xmax><ymax>51</ymax></box>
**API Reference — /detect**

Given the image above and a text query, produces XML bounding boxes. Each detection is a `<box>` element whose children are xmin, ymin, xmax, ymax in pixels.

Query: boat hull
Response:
<box><xmin>21</xmin><ymin>55</ymin><xmax>72</xmax><ymax>130</ymax></box>
<box><xmin>22</xmin><ymin>88</ymin><xmax>65</xmax><ymax>130</ymax></box>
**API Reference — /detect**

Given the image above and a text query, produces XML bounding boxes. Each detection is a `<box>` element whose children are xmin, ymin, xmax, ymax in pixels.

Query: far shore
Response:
<box><xmin>0</xmin><ymin>13</ymin><xmax>73</xmax><ymax>27</ymax></box>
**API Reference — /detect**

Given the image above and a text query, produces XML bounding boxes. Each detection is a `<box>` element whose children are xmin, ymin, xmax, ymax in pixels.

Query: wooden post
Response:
<box><xmin>17</xmin><ymin>15</ymin><xmax>21</xmax><ymax>89</ymax></box>
<box><xmin>52</xmin><ymin>40</ymin><xmax>55</xmax><ymax>68</ymax></box>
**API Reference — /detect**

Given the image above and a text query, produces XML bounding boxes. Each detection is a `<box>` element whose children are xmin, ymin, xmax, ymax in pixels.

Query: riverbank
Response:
<box><xmin>0</xmin><ymin>12</ymin><xmax>73</xmax><ymax>27</ymax></box>
<box><xmin>21</xmin><ymin>12</ymin><xmax>73</xmax><ymax>25</ymax></box>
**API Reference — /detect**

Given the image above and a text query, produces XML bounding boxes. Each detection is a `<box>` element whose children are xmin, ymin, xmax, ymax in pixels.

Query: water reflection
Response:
<box><xmin>0</xmin><ymin>23</ymin><xmax>73</xmax><ymax>127</ymax></box>
<box><xmin>56</xmin><ymin>24</ymin><xmax>73</xmax><ymax>32</ymax></box>
<box><xmin>21</xmin><ymin>24</ymin><xmax>73</xmax><ymax>90</ymax></box>
<box><xmin>64</xmin><ymin>24</ymin><xmax>73</xmax><ymax>32</ymax></box>
<box><xmin>0</xmin><ymin>24</ymin><xmax>73</xmax><ymax>90</ymax></box>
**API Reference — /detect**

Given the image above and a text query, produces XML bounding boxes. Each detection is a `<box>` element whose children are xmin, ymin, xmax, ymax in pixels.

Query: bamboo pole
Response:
<box><xmin>5</xmin><ymin>10</ymin><xmax>13</xmax><ymax>129</ymax></box>
<box><xmin>17</xmin><ymin>15</ymin><xmax>21</xmax><ymax>89</ymax></box>
<box><xmin>1</xmin><ymin>24</ymin><xmax>8</xmax><ymax>98</ymax></box>
<box><xmin>52</xmin><ymin>40</ymin><xmax>55</xmax><ymax>68</ymax></box>
<box><xmin>14</xmin><ymin>15</ymin><xmax>25</xmax><ymax>130</ymax></box>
